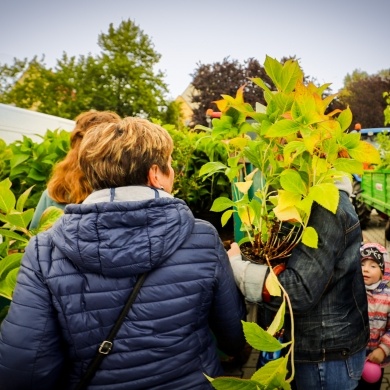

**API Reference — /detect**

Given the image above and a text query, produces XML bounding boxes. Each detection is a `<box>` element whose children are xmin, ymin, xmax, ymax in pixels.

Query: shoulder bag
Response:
<box><xmin>75</xmin><ymin>272</ymin><xmax>147</xmax><ymax>390</ymax></box>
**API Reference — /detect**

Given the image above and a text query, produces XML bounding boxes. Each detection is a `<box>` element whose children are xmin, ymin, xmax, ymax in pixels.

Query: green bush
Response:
<box><xmin>0</xmin><ymin>178</ymin><xmax>63</xmax><ymax>322</ymax></box>
<box><xmin>0</xmin><ymin>130</ymin><xmax>71</xmax><ymax>208</ymax></box>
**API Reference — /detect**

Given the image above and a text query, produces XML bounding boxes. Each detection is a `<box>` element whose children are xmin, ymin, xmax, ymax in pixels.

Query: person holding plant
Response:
<box><xmin>0</xmin><ymin>116</ymin><xmax>246</xmax><ymax>389</ymax></box>
<box><xmin>29</xmin><ymin>109</ymin><xmax>121</xmax><ymax>229</ymax></box>
<box><xmin>228</xmin><ymin>176</ymin><xmax>370</xmax><ymax>390</ymax></box>
<box><xmin>357</xmin><ymin>242</ymin><xmax>390</xmax><ymax>389</ymax></box>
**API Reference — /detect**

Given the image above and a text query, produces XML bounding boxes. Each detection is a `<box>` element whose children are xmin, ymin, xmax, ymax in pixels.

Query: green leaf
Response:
<box><xmin>27</xmin><ymin>169</ymin><xmax>46</xmax><ymax>181</ymax></box>
<box><xmin>311</xmin><ymin>155</ymin><xmax>329</xmax><ymax>175</ymax></box>
<box><xmin>0</xmin><ymin>252</ymin><xmax>23</xmax><ymax>278</ymax></box>
<box><xmin>266</xmin><ymin>120</ymin><xmax>302</xmax><ymax>138</ymax></box>
<box><xmin>283</xmin><ymin>141</ymin><xmax>306</xmax><ymax>164</ymax></box>
<box><xmin>280</xmin><ymin>59</ymin><xmax>303</xmax><ymax>93</ymax></box>
<box><xmin>0</xmin><ymin>186</ymin><xmax>16</xmax><ymax>214</ymax></box>
<box><xmin>211</xmin><ymin>197</ymin><xmax>236</xmax><ymax>213</ymax></box>
<box><xmin>271</xmin><ymin>92</ymin><xmax>294</xmax><ymax>115</ymax></box>
<box><xmin>221</xmin><ymin>209</ymin><xmax>234</xmax><ymax>227</ymax></box>
<box><xmin>349</xmin><ymin>141</ymin><xmax>381</xmax><ymax>164</ymax></box>
<box><xmin>36</xmin><ymin>206</ymin><xmax>64</xmax><ymax>232</ymax></box>
<box><xmin>206</xmin><ymin>375</ymin><xmax>261</xmax><ymax>389</ymax></box>
<box><xmin>0</xmin><ymin>178</ymin><xmax>12</xmax><ymax>191</ymax></box>
<box><xmin>264</xmin><ymin>55</ymin><xmax>283</xmax><ymax>90</ymax></box>
<box><xmin>242</xmin><ymin>321</ymin><xmax>283</xmax><ymax>352</ymax></box>
<box><xmin>337</xmin><ymin>107</ymin><xmax>353</xmax><ymax>132</ymax></box>
<box><xmin>308</xmin><ymin>183</ymin><xmax>339</xmax><ymax>214</ymax></box>
<box><xmin>0</xmin><ymin>229</ymin><xmax>29</xmax><ymax>243</ymax></box>
<box><xmin>0</xmin><ymin>267</ymin><xmax>20</xmax><ymax>300</ymax></box>
<box><xmin>0</xmin><ymin>209</ymin><xmax>35</xmax><ymax>229</ymax></box>
<box><xmin>333</xmin><ymin>158</ymin><xmax>363</xmax><ymax>175</ymax></box>
<box><xmin>340</xmin><ymin>132</ymin><xmax>361</xmax><ymax>149</ymax></box>
<box><xmin>302</xmin><ymin>226</ymin><xmax>318</xmax><ymax>248</ymax></box>
<box><xmin>251</xmin><ymin>357</ymin><xmax>290</xmax><ymax>389</ymax></box>
<box><xmin>15</xmin><ymin>186</ymin><xmax>34</xmax><ymax>212</ymax></box>
<box><xmin>10</xmin><ymin>153</ymin><xmax>30</xmax><ymax>169</ymax></box>
<box><xmin>199</xmin><ymin>161</ymin><xmax>227</xmax><ymax>180</ymax></box>
<box><xmin>267</xmin><ymin>300</ymin><xmax>286</xmax><ymax>336</ymax></box>
<box><xmin>280</xmin><ymin>170</ymin><xmax>307</xmax><ymax>195</ymax></box>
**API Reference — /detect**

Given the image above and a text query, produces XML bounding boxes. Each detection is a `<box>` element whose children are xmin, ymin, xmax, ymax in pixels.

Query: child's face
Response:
<box><xmin>361</xmin><ymin>258</ymin><xmax>382</xmax><ymax>286</ymax></box>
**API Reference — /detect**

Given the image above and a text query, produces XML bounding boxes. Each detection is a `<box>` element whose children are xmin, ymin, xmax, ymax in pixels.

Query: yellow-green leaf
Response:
<box><xmin>280</xmin><ymin>170</ymin><xmax>307</xmax><ymax>195</ymax></box>
<box><xmin>36</xmin><ymin>206</ymin><xmax>64</xmax><ymax>232</ymax></box>
<box><xmin>302</xmin><ymin>132</ymin><xmax>321</xmax><ymax>155</ymax></box>
<box><xmin>221</xmin><ymin>209</ymin><xmax>234</xmax><ymax>227</ymax></box>
<box><xmin>0</xmin><ymin>229</ymin><xmax>29</xmax><ymax>243</ymax></box>
<box><xmin>16</xmin><ymin>186</ymin><xmax>34</xmax><ymax>212</ymax></box>
<box><xmin>265</xmin><ymin>271</ymin><xmax>282</xmax><ymax>299</ymax></box>
<box><xmin>0</xmin><ymin>252</ymin><xmax>23</xmax><ymax>278</ymax></box>
<box><xmin>333</xmin><ymin>158</ymin><xmax>363</xmax><ymax>175</ymax></box>
<box><xmin>283</xmin><ymin>140</ymin><xmax>306</xmax><ymax>164</ymax></box>
<box><xmin>302</xmin><ymin>226</ymin><xmax>318</xmax><ymax>248</ymax></box>
<box><xmin>266</xmin><ymin>120</ymin><xmax>301</xmax><ymax>138</ymax></box>
<box><xmin>235</xmin><ymin>180</ymin><xmax>253</xmax><ymax>195</ymax></box>
<box><xmin>267</xmin><ymin>300</ymin><xmax>285</xmax><ymax>336</ymax></box>
<box><xmin>251</xmin><ymin>356</ymin><xmax>289</xmax><ymax>387</ymax></box>
<box><xmin>277</xmin><ymin>190</ymin><xmax>302</xmax><ymax>208</ymax></box>
<box><xmin>274</xmin><ymin>204</ymin><xmax>302</xmax><ymax>223</ymax></box>
<box><xmin>238</xmin><ymin>205</ymin><xmax>255</xmax><ymax>226</ymax></box>
<box><xmin>337</xmin><ymin>106</ymin><xmax>353</xmax><ymax>132</ymax></box>
<box><xmin>242</xmin><ymin>321</ymin><xmax>284</xmax><ymax>352</ymax></box>
<box><xmin>348</xmin><ymin>141</ymin><xmax>380</xmax><ymax>164</ymax></box>
<box><xmin>0</xmin><ymin>186</ymin><xmax>16</xmax><ymax>214</ymax></box>
<box><xmin>0</xmin><ymin>209</ymin><xmax>34</xmax><ymax>229</ymax></box>
<box><xmin>205</xmin><ymin>375</ymin><xmax>261</xmax><ymax>389</ymax></box>
<box><xmin>296</xmin><ymin>195</ymin><xmax>313</xmax><ymax>215</ymax></box>
<box><xmin>312</xmin><ymin>155</ymin><xmax>329</xmax><ymax>175</ymax></box>
<box><xmin>211</xmin><ymin>197</ymin><xmax>235</xmax><ymax>212</ymax></box>
<box><xmin>308</xmin><ymin>183</ymin><xmax>339</xmax><ymax>214</ymax></box>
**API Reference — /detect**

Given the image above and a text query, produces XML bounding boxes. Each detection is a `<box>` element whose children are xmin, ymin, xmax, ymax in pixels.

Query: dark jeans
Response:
<box><xmin>293</xmin><ymin>349</ymin><xmax>366</xmax><ymax>390</ymax></box>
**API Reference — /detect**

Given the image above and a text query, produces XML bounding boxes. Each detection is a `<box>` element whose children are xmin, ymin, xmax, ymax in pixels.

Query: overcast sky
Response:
<box><xmin>1</xmin><ymin>0</ymin><xmax>389</xmax><ymax>100</ymax></box>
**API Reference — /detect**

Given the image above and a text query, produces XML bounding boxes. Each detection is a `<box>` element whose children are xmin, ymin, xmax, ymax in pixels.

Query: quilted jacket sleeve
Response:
<box><xmin>0</xmin><ymin>236</ymin><xmax>65</xmax><ymax>390</ymax></box>
<box><xmin>208</xmin><ymin>238</ymin><xmax>246</xmax><ymax>357</ymax></box>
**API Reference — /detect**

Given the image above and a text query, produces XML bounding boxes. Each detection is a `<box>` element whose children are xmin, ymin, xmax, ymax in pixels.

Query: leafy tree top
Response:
<box><xmin>0</xmin><ymin>20</ymin><xmax>169</xmax><ymax>121</ymax></box>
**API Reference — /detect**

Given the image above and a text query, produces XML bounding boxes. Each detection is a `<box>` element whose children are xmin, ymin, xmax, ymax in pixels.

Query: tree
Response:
<box><xmin>190</xmin><ymin>57</ymin><xmax>274</xmax><ymax>126</ymax></box>
<box><xmin>343</xmin><ymin>69</ymin><xmax>370</xmax><ymax>88</ymax></box>
<box><xmin>0</xmin><ymin>20</ymin><xmax>168</xmax><ymax>120</ymax></box>
<box><xmin>190</xmin><ymin>55</ymin><xmax>321</xmax><ymax>127</ymax></box>
<box><xmin>338</xmin><ymin>75</ymin><xmax>390</xmax><ymax>129</ymax></box>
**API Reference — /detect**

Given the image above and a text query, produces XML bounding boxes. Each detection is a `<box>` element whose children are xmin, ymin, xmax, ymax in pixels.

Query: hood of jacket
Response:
<box><xmin>50</xmin><ymin>186</ymin><xmax>195</xmax><ymax>278</ymax></box>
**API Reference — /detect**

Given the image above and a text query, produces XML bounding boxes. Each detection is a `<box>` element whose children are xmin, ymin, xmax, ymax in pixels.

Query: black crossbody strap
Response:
<box><xmin>75</xmin><ymin>272</ymin><xmax>147</xmax><ymax>390</ymax></box>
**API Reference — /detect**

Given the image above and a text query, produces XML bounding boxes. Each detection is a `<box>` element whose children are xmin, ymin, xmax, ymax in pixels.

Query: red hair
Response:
<box><xmin>47</xmin><ymin>110</ymin><xmax>121</xmax><ymax>204</ymax></box>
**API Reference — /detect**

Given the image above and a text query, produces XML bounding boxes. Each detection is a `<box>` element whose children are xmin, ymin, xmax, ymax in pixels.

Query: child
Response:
<box><xmin>358</xmin><ymin>242</ymin><xmax>390</xmax><ymax>389</ymax></box>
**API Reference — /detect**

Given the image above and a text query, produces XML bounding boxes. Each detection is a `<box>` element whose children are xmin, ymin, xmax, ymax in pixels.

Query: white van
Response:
<box><xmin>0</xmin><ymin>103</ymin><xmax>75</xmax><ymax>144</ymax></box>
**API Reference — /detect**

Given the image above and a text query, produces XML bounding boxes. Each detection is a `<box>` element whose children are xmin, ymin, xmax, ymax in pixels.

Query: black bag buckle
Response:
<box><xmin>99</xmin><ymin>340</ymin><xmax>113</xmax><ymax>355</ymax></box>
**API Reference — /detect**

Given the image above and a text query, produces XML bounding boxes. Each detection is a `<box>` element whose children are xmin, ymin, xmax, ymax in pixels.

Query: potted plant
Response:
<box><xmin>197</xmin><ymin>56</ymin><xmax>380</xmax><ymax>389</ymax></box>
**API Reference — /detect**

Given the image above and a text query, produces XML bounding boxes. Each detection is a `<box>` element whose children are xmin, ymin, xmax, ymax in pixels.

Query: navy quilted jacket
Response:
<box><xmin>0</xmin><ymin>190</ymin><xmax>246</xmax><ymax>389</ymax></box>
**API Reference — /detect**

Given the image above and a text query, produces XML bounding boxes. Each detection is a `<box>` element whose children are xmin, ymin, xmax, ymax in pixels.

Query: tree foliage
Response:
<box><xmin>0</xmin><ymin>20</ymin><xmax>170</xmax><ymax>121</ymax></box>
<box><xmin>190</xmin><ymin>56</ymin><xmax>318</xmax><ymax>127</ymax></box>
<box><xmin>338</xmin><ymin>73</ymin><xmax>390</xmax><ymax>129</ymax></box>
<box><xmin>190</xmin><ymin>57</ymin><xmax>274</xmax><ymax>126</ymax></box>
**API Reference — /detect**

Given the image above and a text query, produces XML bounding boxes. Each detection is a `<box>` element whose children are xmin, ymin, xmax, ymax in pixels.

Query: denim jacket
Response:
<box><xmin>264</xmin><ymin>189</ymin><xmax>370</xmax><ymax>362</ymax></box>
<box><xmin>229</xmin><ymin>187</ymin><xmax>370</xmax><ymax>363</ymax></box>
